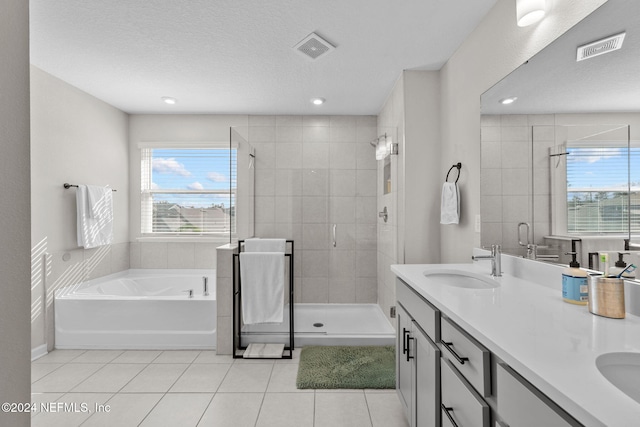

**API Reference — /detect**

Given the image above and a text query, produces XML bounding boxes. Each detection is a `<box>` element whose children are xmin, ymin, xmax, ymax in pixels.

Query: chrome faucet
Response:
<box><xmin>183</xmin><ymin>289</ymin><xmax>194</xmax><ymax>298</ymax></box>
<box><xmin>203</xmin><ymin>276</ymin><xmax>209</xmax><ymax>296</ymax></box>
<box><xmin>472</xmin><ymin>244</ymin><xmax>502</xmax><ymax>277</ymax></box>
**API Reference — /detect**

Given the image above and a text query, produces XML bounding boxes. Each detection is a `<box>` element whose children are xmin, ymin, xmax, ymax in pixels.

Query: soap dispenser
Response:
<box><xmin>562</xmin><ymin>252</ymin><xmax>588</xmax><ymax>305</ymax></box>
<box><xmin>609</xmin><ymin>252</ymin><xmax>636</xmax><ymax>278</ymax></box>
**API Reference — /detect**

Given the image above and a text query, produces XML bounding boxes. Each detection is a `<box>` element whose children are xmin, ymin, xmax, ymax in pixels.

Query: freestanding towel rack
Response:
<box><xmin>232</xmin><ymin>240</ymin><xmax>294</xmax><ymax>359</ymax></box>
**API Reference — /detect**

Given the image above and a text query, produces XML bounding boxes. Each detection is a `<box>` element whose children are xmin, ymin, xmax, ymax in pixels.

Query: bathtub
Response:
<box><xmin>54</xmin><ymin>269</ymin><xmax>216</xmax><ymax>350</ymax></box>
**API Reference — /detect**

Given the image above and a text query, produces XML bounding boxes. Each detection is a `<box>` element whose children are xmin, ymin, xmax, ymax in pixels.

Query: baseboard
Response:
<box><xmin>31</xmin><ymin>344</ymin><xmax>48</xmax><ymax>361</ymax></box>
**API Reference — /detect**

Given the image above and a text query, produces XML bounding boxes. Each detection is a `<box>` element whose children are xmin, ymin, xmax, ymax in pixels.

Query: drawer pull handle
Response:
<box><xmin>402</xmin><ymin>328</ymin><xmax>410</xmax><ymax>354</ymax></box>
<box><xmin>441</xmin><ymin>404</ymin><xmax>459</xmax><ymax>427</ymax></box>
<box><xmin>440</xmin><ymin>340</ymin><xmax>469</xmax><ymax>365</ymax></box>
<box><xmin>406</xmin><ymin>336</ymin><xmax>414</xmax><ymax>361</ymax></box>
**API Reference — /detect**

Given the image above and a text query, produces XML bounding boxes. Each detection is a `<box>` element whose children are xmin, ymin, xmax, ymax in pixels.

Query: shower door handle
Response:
<box><xmin>332</xmin><ymin>224</ymin><xmax>337</xmax><ymax>247</ymax></box>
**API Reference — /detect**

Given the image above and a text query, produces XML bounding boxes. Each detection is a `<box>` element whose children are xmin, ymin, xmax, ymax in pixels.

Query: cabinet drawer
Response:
<box><xmin>496</xmin><ymin>363</ymin><xmax>579</xmax><ymax>427</ymax></box>
<box><xmin>397</xmin><ymin>278</ymin><xmax>439</xmax><ymax>342</ymax></box>
<box><xmin>440</xmin><ymin>316</ymin><xmax>491</xmax><ymax>397</ymax></box>
<box><xmin>441</xmin><ymin>358</ymin><xmax>490</xmax><ymax>427</ymax></box>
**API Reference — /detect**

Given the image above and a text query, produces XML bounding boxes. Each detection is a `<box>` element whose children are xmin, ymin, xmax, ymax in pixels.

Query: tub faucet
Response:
<box><xmin>183</xmin><ymin>289</ymin><xmax>194</xmax><ymax>298</ymax></box>
<box><xmin>472</xmin><ymin>244</ymin><xmax>502</xmax><ymax>277</ymax></box>
<box><xmin>203</xmin><ymin>276</ymin><xmax>209</xmax><ymax>296</ymax></box>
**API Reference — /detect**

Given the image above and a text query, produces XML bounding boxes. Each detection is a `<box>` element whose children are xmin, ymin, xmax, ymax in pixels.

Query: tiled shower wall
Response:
<box><xmin>247</xmin><ymin>115</ymin><xmax>378</xmax><ymax>304</ymax></box>
<box><xmin>480</xmin><ymin>114</ymin><xmax>554</xmax><ymax>255</ymax></box>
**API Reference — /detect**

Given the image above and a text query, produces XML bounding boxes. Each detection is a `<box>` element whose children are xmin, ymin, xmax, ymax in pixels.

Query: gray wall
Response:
<box><xmin>0</xmin><ymin>0</ymin><xmax>31</xmax><ymax>425</ymax></box>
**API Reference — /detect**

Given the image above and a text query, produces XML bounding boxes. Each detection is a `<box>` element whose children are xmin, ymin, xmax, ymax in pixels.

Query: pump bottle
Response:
<box><xmin>562</xmin><ymin>252</ymin><xmax>588</xmax><ymax>305</ymax></box>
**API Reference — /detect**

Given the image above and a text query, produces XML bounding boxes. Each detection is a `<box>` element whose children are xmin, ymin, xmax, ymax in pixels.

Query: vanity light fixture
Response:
<box><xmin>516</xmin><ymin>0</ymin><xmax>547</xmax><ymax>27</ymax></box>
<box><xmin>499</xmin><ymin>97</ymin><xmax>518</xmax><ymax>105</ymax></box>
<box><xmin>161</xmin><ymin>96</ymin><xmax>177</xmax><ymax>105</ymax></box>
<box><xmin>311</xmin><ymin>97</ymin><xmax>325</xmax><ymax>105</ymax></box>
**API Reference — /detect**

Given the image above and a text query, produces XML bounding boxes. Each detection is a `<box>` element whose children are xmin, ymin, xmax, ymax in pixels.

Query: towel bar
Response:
<box><xmin>64</xmin><ymin>183</ymin><xmax>117</xmax><ymax>192</ymax></box>
<box><xmin>445</xmin><ymin>163</ymin><xmax>462</xmax><ymax>184</ymax></box>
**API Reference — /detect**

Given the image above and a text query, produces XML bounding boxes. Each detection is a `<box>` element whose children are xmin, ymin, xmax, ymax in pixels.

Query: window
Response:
<box><xmin>140</xmin><ymin>144</ymin><xmax>236</xmax><ymax>236</ymax></box>
<box><xmin>565</xmin><ymin>145</ymin><xmax>640</xmax><ymax>233</ymax></box>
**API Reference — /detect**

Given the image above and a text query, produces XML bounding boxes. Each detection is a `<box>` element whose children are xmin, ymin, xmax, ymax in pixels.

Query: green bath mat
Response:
<box><xmin>296</xmin><ymin>345</ymin><xmax>396</xmax><ymax>389</ymax></box>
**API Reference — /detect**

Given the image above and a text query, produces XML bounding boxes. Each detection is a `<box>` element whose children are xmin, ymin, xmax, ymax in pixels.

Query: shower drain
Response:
<box><xmin>313</xmin><ymin>323</ymin><xmax>324</xmax><ymax>328</ymax></box>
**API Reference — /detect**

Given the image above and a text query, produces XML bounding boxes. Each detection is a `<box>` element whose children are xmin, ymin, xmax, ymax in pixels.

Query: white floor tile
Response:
<box><xmin>81</xmin><ymin>393</ymin><xmax>163</xmax><ymax>427</ymax></box>
<box><xmin>169</xmin><ymin>363</ymin><xmax>231</xmax><ymax>393</ymax></box>
<box><xmin>193</xmin><ymin>351</ymin><xmax>234</xmax><ymax>364</ymax></box>
<box><xmin>32</xmin><ymin>363</ymin><xmax>63</xmax><ymax>383</ymax></box>
<box><xmin>31</xmin><ymin>363</ymin><xmax>104</xmax><ymax>393</ymax></box>
<box><xmin>70</xmin><ymin>350</ymin><xmax>123</xmax><ymax>364</ymax></box>
<box><xmin>365</xmin><ymin>392</ymin><xmax>409</xmax><ymax>427</ymax></box>
<box><xmin>256</xmin><ymin>393</ymin><xmax>315</xmax><ymax>427</ymax></box>
<box><xmin>197</xmin><ymin>392</ymin><xmax>263</xmax><ymax>427</ymax></box>
<box><xmin>152</xmin><ymin>350</ymin><xmax>200</xmax><ymax>364</ymax></box>
<box><xmin>218</xmin><ymin>363</ymin><xmax>274</xmax><ymax>393</ymax></box>
<box><xmin>138</xmin><ymin>393</ymin><xmax>213</xmax><ymax>427</ymax></box>
<box><xmin>32</xmin><ymin>350</ymin><xmax>86</xmax><ymax>364</ymax></box>
<box><xmin>267</xmin><ymin>363</ymin><xmax>311</xmax><ymax>393</ymax></box>
<box><xmin>71</xmin><ymin>364</ymin><xmax>147</xmax><ymax>393</ymax></box>
<box><xmin>274</xmin><ymin>348</ymin><xmax>302</xmax><ymax>364</ymax></box>
<box><xmin>111</xmin><ymin>350</ymin><xmax>162</xmax><ymax>364</ymax></box>
<box><xmin>30</xmin><ymin>392</ymin><xmax>112</xmax><ymax>427</ymax></box>
<box><xmin>30</xmin><ymin>392</ymin><xmax>63</xmax><ymax>419</ymax></box>
<box><xmin>120</xmin><ymin>363</ymin><xmax>189</xmax><ymax>393</ymax></box>
<box><xmin>315</xmin><ymin>392</ymin><xmax>373</xmax><ymax>427</ymax></box>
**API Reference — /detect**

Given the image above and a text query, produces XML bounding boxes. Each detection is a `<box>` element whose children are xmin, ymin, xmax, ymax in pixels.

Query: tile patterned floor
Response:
<box><xmin>31</xmin><ymin>349</ymin><xmax>409</xmax><ymax>427</ymax></box>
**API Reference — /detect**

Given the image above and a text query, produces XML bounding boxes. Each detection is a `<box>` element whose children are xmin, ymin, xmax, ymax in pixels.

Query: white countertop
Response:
<box><xmin>391</xmin><ymin>260</ymin><xmax>640</xmax><ymax>427</ymax></box>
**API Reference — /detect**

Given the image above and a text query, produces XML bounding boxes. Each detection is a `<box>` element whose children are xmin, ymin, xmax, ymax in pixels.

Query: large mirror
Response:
<box><xmin>480</xmin><ymin>0</ymin><xmax>640</xmax><ymax>270</ymax></box>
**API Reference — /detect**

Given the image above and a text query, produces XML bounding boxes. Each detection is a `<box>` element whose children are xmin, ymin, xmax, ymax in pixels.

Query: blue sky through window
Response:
<box><xmin>150</xmin><ymin>148</ymin><xmax>236</xmax><ymax>208</ymax></box>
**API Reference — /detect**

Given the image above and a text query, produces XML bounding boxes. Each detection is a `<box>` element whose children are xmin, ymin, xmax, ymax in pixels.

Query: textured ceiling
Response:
<box><xmin>29</xmin><ymin>0</ymin><xmax>497</xmax><ymax>115</ymax></box>
<box><xmin>482</xmin><ymin>0</ymin><xmax>640</xmax><ymax>115</ymax></box>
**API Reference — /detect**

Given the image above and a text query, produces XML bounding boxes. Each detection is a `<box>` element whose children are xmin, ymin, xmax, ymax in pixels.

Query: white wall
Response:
<box><xmin>377</xmin><ymin>70</ymin><xmax>441</xmax><ymax>324</ymax></box>
<box><xmin>439</xmin><ymin>0</ymin><xmax>608</xmax><ymax>262</ymax></box>
<box><xmin>0</xmin><ymin>0</ymin><xmax>31</xmax><ymax>424</ymax></box>
<box><xmin>30</xmin><ymin>66</ymin><xmax>129</xmax><ymax>353</ymax></box>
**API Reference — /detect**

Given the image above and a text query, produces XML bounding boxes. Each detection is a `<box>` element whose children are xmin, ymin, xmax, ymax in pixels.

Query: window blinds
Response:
<box><xmin>141</xmin><ymin>147</ymin><xmax>237</xmax><ymax>235</ymax></box>
<box><xmin>566</xmin><ymin>146</ymin><xmax>640</xmax><ymax>233</ymax></box>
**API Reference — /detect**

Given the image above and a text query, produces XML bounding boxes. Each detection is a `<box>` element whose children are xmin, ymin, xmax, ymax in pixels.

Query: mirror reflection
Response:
<box><xmin>480</xmin><ymin>0</ymin><xmax>640</xmax><ymax>273</ymax></box>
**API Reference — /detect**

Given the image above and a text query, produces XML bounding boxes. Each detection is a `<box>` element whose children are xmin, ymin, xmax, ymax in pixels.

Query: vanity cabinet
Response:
<box><xmin>396</xmin><ymin>277</ymin><xmax>583</xmax><ymax>427</ymax></box>
<box><xmin>397</xmin><ymin>280</ymin><xmax>441</xmax><ymax>427</ymax></box>
<box><xmin>496</xmin><ymin>362</ymin><xmax>578</xmax><ymax>427</ymax></box>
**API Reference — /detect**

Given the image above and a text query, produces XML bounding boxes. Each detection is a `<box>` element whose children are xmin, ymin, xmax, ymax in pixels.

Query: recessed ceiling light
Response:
<box><xmin>161</xmin><ymin>96</ymin><xmax>177</xmax><ymax>105</ymax></box>
<box><xmin>311</xmin><ymin>97</ymin><xmax>325</xmax><ymax>106</ymax></box>
<box><xmin>499</xmin><ymin>97</ymin><xmax>518</xmax><ymax>105</ymax></box>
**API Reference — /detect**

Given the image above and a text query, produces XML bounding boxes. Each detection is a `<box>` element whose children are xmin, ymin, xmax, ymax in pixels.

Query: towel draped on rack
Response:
<box><xmin>76</xmin><ymin>184</ymin><xmax>114</xmax><ymax>248</ymax></box>
<box><xmin>240</xmin><ymin>238</ymin><xmax>287</xmax><ymax>324</ymax></box>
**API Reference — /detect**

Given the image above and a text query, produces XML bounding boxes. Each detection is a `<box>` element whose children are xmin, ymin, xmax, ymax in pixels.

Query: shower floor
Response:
<box><xmin>241</xmin><ymin>303</ymin><xmax>395</xmax><ymax>347</ymax></box>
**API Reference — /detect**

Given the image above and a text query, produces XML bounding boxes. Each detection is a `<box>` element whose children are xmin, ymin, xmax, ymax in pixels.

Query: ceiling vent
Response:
<box><xmin>576</xmin><ymin>32</ymin><xmax>626</xmax><ymax>62</ymax></box>
<box><xmin>293</xmin><ymin>32</ymin><xmax>335</xmax><ymax>61</ymax></box>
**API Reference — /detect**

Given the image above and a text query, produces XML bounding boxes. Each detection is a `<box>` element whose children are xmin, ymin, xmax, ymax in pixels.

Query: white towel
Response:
<box><xmin>244</xmin><ymin>238</ymin><xmax>286</xmax><ymax>253</ymax></box>
<box><xmin>240</xmin><ymin>252</ymin><xmax>284</xmax><ymax>324</ymax></box>
<box><xmin>76</xmin><ymin>185</ymin><xmax>114</xmax><ymax>248</ymax></box>
<box><xmin>440</xmin><ymin>182</ymin><xmax>460</xmax><ymax>225</ymax></box>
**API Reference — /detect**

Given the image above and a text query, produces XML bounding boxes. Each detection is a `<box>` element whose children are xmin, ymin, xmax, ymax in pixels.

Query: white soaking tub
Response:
<box><xmin>54</xmin><ymin>269</ymin><xmax>216</xmax><ymax>350</ymax></box>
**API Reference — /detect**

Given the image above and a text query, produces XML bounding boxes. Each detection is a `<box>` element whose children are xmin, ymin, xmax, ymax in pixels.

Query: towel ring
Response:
<box><xmin>445</xmin><ymin>163</ymin><xmax>462</xmax><ymax>184</ymax></box>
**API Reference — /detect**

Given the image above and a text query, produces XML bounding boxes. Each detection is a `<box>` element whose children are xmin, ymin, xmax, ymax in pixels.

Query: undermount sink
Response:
<box><xmin>596</xmin><ymin>352</ymin><xmax>640</xmax><ymax>403</ymax></box>
<box><xmin>422</xmin><ymin>269</ymin><xmax>499</xmax><ymax>289</ymax></box>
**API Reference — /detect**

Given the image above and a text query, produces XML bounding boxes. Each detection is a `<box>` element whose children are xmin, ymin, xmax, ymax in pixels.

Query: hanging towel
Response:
<box><xmin>240</xmin><ymin>252</ymin><xmax>284</xmax><ymax>324</ymax></box>
<box><xmin>76</xmin><ymin>185</ymin><xmax>114</xmax><ymax>248</ymax></box>
<box><xmin>244</xmin><ymin>238</ymin><xmax>286</xmax><ymax>253</ymax></box>
<box><xmin>440</xmin><ymin>182</ymin><xmax>460</xmax><ymax>225</ymax></box>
